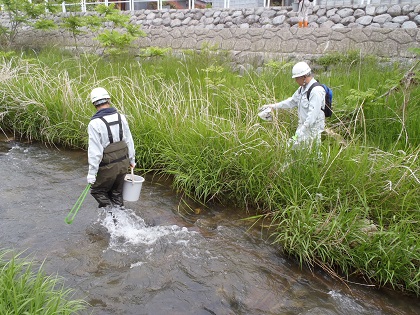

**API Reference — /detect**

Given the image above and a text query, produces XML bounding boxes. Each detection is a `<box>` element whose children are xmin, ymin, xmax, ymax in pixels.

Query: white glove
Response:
<box><xmin>259</xmin><ymin>104</ymin><xmax>274</xmax><ymax>111</ymax></box>
<box><xmin>258</xmin><ymin>105</ymin><xmax>274</xmax><ymax>121</ymax></box>
<box><xmin>87</xmin><ymin>174</ymin><xmax>96</xmax><ymax>185</ymax></box>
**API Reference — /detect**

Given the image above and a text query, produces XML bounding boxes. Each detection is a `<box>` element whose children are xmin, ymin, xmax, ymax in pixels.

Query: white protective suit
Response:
<box><xmin>87</xmin><ymin>111</ymin><xmax>136</xmax><ymax>177</ymax></box>
<box><xmin>270</xmin><ymin>78</ymin><xmax>325</xmax><ymax>147</ymax></box>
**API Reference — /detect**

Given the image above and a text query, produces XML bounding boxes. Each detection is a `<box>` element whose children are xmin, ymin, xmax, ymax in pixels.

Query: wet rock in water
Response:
<box><xmin>86</xmin><ymin>222</ymin><xmax>110</xmax><ymax>244</ymax></box>
<box><xmin>0</xmin><ymin>142</ymin><xmax>13</xmax><ymax>154</ymax></box>
<box><xmin>143</xmin><ymin>216</ymin><xmax>156</xmax><ymax>226</ymax></box>
<box><xmin>87</xmin><ymin>298</ymin><xmax>107</xmax><ymax>307</ymax></box>
<box><xmin>195</xmin><ymin>218</ymin><xmax>218</xmax><ymax>230</ymax></box>
<box><xmin>299</xmin><ymin>307</ymin><xmax>337</xmax><ymax>315</ymax></box>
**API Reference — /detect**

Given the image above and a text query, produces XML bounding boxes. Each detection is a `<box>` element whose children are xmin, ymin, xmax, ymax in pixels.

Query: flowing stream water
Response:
<box><xmin>1</xmin><ymin>134</ymin><xmax>420</xmax><ymax>315</ymax></box>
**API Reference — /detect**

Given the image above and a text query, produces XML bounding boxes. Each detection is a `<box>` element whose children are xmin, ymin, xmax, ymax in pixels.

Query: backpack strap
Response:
<box><xmin>98</xmin><ymin>113</ymin><xmax>123</xmax><ymax>144</ymax></box>
<box><xmin>306</xmin><ymin>82</ymin><xmax>321</xmax><ymax>100</ymax></box>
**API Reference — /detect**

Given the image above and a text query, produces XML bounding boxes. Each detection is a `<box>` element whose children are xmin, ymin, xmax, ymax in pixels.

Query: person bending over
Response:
<box><xmin>259</xmin><ymin>61</ymin><xmax>325</xmax><ymax>149</ymax></box>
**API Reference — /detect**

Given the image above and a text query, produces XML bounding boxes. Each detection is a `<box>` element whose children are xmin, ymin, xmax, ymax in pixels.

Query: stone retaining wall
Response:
<box><xmin>3</xmin><ymin>4</ymin><xmax>420</xmax><ymax>61</ymax></box>
<box><xmin>126</xmin><ymin>3</ymin><xmax>420</xmax><ymax>29</ymax></box>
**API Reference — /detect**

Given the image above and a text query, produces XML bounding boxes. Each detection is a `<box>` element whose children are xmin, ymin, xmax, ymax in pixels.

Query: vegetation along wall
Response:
<box><xmin>3</xmin><ymin>3</ymin><xmax>420</xmax><ymax>61</ymax></box>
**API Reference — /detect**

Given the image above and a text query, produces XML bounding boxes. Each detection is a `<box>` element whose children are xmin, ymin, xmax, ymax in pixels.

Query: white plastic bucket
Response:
<box><xmin>123</xmin><ymin>174</ymin><xmax>145</xmax><ymax>202</ymax></box>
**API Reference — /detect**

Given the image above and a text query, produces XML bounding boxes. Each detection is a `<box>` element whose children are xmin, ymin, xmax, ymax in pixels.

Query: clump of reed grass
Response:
<box><xmin>0</xmin><ymin>250</ymin><xmax>87</xmax><ymax>314</ymax></box>
<box><xmin>257</xmin><ymin>143</ymin><xmax>420</xmax><ymax>294</ymax></box>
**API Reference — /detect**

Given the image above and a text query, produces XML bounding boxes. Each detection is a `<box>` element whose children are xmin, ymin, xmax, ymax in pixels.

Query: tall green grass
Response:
<box><xmin>0</xmin><ymin>47</ymin><xmax>419</xmax><ymax>295</ymax></box>
<box><xmin>0</xmin><ymin>250</ymin><xmax>87</xmax><ymax>314</ymax></box>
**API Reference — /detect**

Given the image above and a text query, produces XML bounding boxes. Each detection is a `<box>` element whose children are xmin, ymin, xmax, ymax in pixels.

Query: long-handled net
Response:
<box><xmin>65</xmin><ymin>184</ymin><xmax>91</xmax><ymax>224</ymax></box>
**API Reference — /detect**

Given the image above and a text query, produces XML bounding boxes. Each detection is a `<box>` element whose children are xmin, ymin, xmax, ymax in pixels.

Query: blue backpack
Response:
<box><xmin>306</xmin><ymin>82</ymin><xmax>333</xmax><ymax>117</ymax></box>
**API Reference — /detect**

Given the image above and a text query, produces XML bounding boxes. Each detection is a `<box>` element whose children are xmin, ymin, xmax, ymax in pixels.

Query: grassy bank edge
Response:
<box><xmin>0</xmin><ymin>249</ymin><xmax>87</xmax><ymax>314</ymax></box>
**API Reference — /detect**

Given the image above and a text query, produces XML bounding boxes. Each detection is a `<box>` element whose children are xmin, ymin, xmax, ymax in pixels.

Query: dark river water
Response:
<box><xmin>1</xmin><ymin>134</ymin><xmax>420</xmax><ymax>315</ymax></box>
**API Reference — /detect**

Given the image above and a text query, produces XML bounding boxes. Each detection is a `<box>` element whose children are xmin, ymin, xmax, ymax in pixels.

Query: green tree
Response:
<box><xmin>0</xmin><ymin>0</ymin><xmax>58</xmax><ymax>47</ymax></box>
<box><xmin>61</xmin><ymin>15</ymin><xmax>86</xmax><ymax>52</ymax></box>
<box><xmin>60</xmin><ymin>4</ymin><xmax>146</xmax><ymax>57</ymax></box>
<box><xmin>94</xmin><ymin>4</ymin><xmax>146</xmax><ymax>56</ymax></box>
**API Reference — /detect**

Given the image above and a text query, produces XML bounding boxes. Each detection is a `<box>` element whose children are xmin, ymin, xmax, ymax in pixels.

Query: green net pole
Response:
<box><xmin>65</xmin><ymin>184</ymin><xmax>91</xmax><ymax>224</ymax></box>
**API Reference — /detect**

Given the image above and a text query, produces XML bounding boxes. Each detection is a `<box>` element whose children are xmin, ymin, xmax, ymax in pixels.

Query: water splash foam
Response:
<box><xmin>98</xmin><ymin>207</ymin><xmax>197</xmax><ymax>254</ymax></box>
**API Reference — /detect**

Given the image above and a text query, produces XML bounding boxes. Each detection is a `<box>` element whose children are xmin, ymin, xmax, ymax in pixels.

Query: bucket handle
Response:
<box><xmin>131</xmin><ymin>166</ymin><xmax>135</xmax><ymax>185</ymax></box>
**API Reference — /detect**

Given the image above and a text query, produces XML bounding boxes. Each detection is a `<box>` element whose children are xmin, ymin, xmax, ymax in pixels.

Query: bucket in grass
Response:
<box><xmin>123</xmin><ymin>172</ymin><xmax>145</xmax><ymax>202</ymax></box>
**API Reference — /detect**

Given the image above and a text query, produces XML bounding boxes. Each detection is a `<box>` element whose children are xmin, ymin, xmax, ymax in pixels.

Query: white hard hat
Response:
<box><xmin>258</xmin><ymin>106</ymin><xmax>273</xmax><ymax>121</ymax></box>
<box><xmin>91</xmin><ymin>87</ymin><xmax>110</xmax><ymax>106</ymax></box>
<box><xmin>291</xmin><ymin>62</ymin><xmax>311</xmax><ymax>78</ymax></box>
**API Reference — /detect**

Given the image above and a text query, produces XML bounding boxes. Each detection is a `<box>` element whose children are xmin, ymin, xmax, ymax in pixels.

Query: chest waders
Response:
<box><xmin>91</xmin><ymin>113</ymin><xmax>130</xmax><ymax>208</ymax></box>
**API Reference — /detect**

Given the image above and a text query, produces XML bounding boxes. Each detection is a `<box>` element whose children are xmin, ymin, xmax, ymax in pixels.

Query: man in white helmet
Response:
<box><xmin>259</xmin><ymin>61</ymin><xmax>325</xmax><ymax>149</ymax></box>
<box><xmin>87</xmin><ymin>87</ymin><xmax>136</xmax><ymax>209</ymax></box>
